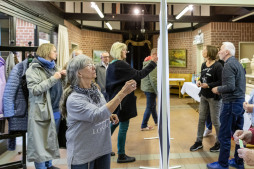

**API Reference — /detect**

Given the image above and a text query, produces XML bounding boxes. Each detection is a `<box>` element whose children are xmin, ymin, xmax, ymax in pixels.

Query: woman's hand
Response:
<box><xmin>196</xmin><ymin>80</ymin><xmax>201</xmax><ymax>87</ymax></box>
<box><xmin>237</xmin><ymin>148</ymin><xmax>254</xmax><ymax>166</ymax></box>
<box><xmin>53</xmin><ymin>72</ymin><xmax>62</xmax><ymax>79</ymax></box>
<box><xmin>234</xmin><ymin>130</ymin><xmax>252</xmax><ymax>145</ymax></box>
<box><xmin>243</xmin><ymin>102</ymin><xmax>254</xmax><ymax>113</ymax></box>
<box><xmin>201</xmin><ymin>83</ymin><xmax>209</xmax><ymax>88</ymax></box>
<box><xmin>60</xmin><ymin>70</ymin><xmax>67</xmax><ymax>76</ymax></box>
<box><xmin>110</xmin><ymin>114</ymin><xmax>119</xmax><ymax>125</ymax></box>
<box><xmin>121</xmin><ymin>80</ymin><xmax>137</xmax><ymax>96</ymax></box>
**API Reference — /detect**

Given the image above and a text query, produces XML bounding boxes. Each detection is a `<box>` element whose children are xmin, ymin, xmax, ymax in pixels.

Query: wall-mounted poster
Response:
<box><xmin>92</xmin><ymin>50</ymin><xmax>104</xmax><ymax>64</ymax></box>
<box><xmin>169</xmin><ymin>49</ymin><xmax>187</xmax><ymax>68</ymax></box>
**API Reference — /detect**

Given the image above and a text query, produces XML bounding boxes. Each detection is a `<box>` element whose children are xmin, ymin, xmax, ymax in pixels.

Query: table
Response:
<box><xmin>181</xmin><ymin>82</ymin><xmax>201</xmax><ymax>102</ymax></box>
<box><xmin>169</xmin><ymin>78</ymin><xmax>185</xmax><ymax>98</ymax></box>
<box><xmin>181</xmin><ymin>82</ymin><xmax>250</xmax><ymax>103</ymax></box>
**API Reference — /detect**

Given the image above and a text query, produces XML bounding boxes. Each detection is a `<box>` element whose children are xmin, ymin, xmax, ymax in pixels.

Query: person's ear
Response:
<box><xmin>77</xmin><ymin>71</ymin><xmax>82</xmax><ymax>78</ymax></box>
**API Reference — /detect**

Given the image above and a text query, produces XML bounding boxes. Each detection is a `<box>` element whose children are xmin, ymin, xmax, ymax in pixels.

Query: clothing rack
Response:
<box><xmin>0</xmin><ymin>46</ymin><xmax>38</xmax><ymax>60</ymax></box>
<box><xmin>0</xmin><ymin>45</ymin><xmax>38</xmax><ymax>169</ymax></box>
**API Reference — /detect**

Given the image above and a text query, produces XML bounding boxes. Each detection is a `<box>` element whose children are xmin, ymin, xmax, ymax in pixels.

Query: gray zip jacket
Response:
<box><xmin>217</xmin><ymin>56</ymin><xmax>246</xmax><ymax>102</ymax></box>
<box><xmin>66</xmin><ymin>91</ymin><xmax>111</xmax><ymax>168</ymax></box>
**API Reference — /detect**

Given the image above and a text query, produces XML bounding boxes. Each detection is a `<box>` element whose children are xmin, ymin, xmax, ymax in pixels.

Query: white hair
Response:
<box><xmin>222</xmin><ymin>42</ymin><xmax>235</xmax><ymax>57</ymax></box>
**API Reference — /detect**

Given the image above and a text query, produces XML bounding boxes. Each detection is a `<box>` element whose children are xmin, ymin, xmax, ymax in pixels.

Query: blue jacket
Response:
<box><xmin>3</xmin><ymin>59</ymin><xmax>28</xmax><ymax>131</ymax></box>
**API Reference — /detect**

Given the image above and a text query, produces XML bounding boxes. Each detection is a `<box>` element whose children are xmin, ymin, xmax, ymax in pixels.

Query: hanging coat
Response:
<box><xmin>0</xmin><ymin>57</ymin><xmax>6</xmax><ymax>118</ymax></box>
<box><xmin>5</xmin><ymin>52</ymin><xmax>15</xmax><ymax>80</ymax></box>
<box><xmin>3</xmin><ymin>59</ymin><xmax>29</xmax><ymax>131</ymax></box>
<box><xmin>26</xmin><ymin>62</ymin><xmax>60</xmax><ymax>163</ymax></box>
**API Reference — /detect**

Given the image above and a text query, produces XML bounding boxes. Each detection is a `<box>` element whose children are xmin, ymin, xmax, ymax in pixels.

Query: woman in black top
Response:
<box><xmin>106</xmin><ymin>42</ymin><xmax>157</xmax><ymax>163</ymax></box>
<box><xmin>190</xmin><ymin>45</ymin><xmax>223</xmax><ymax>152</ymax></box>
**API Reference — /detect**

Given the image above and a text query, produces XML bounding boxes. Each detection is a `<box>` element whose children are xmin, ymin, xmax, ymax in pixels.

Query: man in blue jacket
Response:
<box><xmin>207</xmin><ymin>42</ymin><xmax>246</xmax><ymax>169</ymax></box>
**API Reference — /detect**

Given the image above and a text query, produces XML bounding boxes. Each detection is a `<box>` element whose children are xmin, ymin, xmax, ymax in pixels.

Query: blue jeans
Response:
<box><xmin>141</xmin><ymin>92</ymin><xmax>158</xmax><ymax>128</ymax></box>
<box><xmin>218</xmin><ymin>99</ymin><xmax>244</xmax><ymax>167</ymax></box>
<box><xmin>34</xmin><ymin>160</ymin><xmax>52</xmax><ymax>169</ymax></box>
<box><xmin>71</xmin><ymin>153</ymin><xmax>111</xmax><ymax>169</ymax></box>
<box><xmin>111</xmin><ymin>120</ymin><xmax>129</xmax><ymax>154</ymax></box>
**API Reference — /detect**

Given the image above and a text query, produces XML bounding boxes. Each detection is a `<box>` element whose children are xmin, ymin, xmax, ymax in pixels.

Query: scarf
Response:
<box><xmin>37</xmin><ymin>56</ymin><xmax>55</xmax><ymax>69</ymax></box>
<box><xmin>73</xmin><ymin>83</ymin><xmax>101</xmax><ymax>105</ymax></box>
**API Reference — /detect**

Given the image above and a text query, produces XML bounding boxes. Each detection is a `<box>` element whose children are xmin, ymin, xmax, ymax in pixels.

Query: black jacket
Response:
<box><xmin>106</xmin><ymin>60</ymin><xmax>157</xmax><ymax>122</ymax></box>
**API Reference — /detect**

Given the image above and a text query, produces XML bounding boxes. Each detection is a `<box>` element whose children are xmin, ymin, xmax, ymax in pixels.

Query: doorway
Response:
<box><xmin>196</xmin><ymin>45</ymin><xmax>204</xmax><ymax>75</ymax></box>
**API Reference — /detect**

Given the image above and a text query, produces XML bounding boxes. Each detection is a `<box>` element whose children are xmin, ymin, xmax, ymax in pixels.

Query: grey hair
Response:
<box><xmin>110</xmin><ymin>42</ymin><xmax>127</xmax><ymax>60</ymax></box>
<box><xmin>67</xmin><ymin>54</ymin><xmax>92</xmax><ymax>86</ymax></box>
<box><xmin>222</xmin><ymin>42</ymin><xmax>235</xmax><ymax>57</ymax></box>
<box><xmin>61</xmin><ymin>54</ymin><xmax>92</xmax><ymax>119</ymax></box>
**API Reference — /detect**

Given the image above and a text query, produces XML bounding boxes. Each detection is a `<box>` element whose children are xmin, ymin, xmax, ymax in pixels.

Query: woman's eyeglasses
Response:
<box><xmin>86</xmin><ymin>63</ymin><xmax>95</xmax><ymax>69</ymax></box>
<box><xmin>122</xmin><ymin>49</ymin><xmax>130</xmax><ymax>53</ymax></box>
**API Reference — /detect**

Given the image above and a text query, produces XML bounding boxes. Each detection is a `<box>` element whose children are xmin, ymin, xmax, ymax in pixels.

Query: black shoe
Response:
<box><xmin>117</xmin><ymin>154</ymin><xmax>136</xmax><ymax>163</ymax></box>
<box><xmin>47</xmin><ymin>166</ymin><xmax>60</xmax><ymax>169</ymax></box>
<box><xmin>111</xmin><ymin>152</ymin><xmax>115</xmax><ymax>156</ymax></box>
<box><xmin>190</xmin><ymin>141</ymin><xmax>203</xmax><ymax>151</ymax></box>
<box><xmin>210</xmin><ymin>142</ymin><xmax>220</xmax><ymax>152</ymax></box>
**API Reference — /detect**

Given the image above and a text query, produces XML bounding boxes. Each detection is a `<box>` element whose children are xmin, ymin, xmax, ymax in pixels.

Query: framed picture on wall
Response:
<box><xmin>169</xmin><ymin>49</ymin><xmax>187</xmax><ymax>68</ymax></box>
<box><xmin>92</xmin><ymin>50</ymin><xmax>104</xmax><ymax>64</ymax></box>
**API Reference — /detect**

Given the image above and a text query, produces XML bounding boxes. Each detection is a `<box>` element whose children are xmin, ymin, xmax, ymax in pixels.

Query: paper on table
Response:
<box><xmin>239</xmin><ymin>139</ymin><xmax>244</xmax><ymax>148</ymax></box>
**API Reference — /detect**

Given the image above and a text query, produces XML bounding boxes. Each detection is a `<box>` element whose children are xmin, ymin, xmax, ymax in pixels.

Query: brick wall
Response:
<box><xmin>16</xmin><ymin>18</ymin><xmax>35</xmax><ymax>46</ymax></box>
<box><xmin>65</xmin><ymin>20</ymin><xmax>122</xmax><ymax>58</ymax></box>
<box><xmin>153</xmin><ymin>22</ymin><xmax>254</xmax><ymax>74</ymax></box>
<box><xmin>81</xmin><ymin>30</ymin><xmax>122</xmax><ymax>57</ymax></box>
<box><xmin>211</xmin><ymin>22</ymin><xmax>254</xmax><ymax>59</ymax></box>
<box><xmin>64</xmin><ymin>20</ymin><xmax>82</xmax><ymax>52</ymax></box>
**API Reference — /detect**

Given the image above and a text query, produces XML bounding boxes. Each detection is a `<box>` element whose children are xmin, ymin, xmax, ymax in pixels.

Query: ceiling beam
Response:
<box><xmin>17</xmin><ymin>0</ymin><xmax>254</xmax><ymax>6</ymax></box>
<box><xmin>64</xmin><ymin>13</ymin><xmax>237</xmax><ymax>23</ymax></box>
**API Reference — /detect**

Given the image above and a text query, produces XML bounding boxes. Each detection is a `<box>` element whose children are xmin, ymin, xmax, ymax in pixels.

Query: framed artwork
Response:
<box><xmin>169</xmin><ymin>49</ymin><xmax>187</xmax><ymax>68</ymax></box>
<box><xmin>92</xmin><ymin>50</ymin><xmax>104</xmax><ymax>64</ymax></box>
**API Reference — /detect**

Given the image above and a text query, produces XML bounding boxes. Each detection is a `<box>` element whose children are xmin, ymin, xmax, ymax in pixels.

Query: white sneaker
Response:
<box><xmin>203</xmin><ymin>128</ymin><xmax>212</xmax><ymax>137</ymax></box>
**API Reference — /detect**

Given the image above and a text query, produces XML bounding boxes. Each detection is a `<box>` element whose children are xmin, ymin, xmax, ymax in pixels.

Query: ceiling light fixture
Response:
<box><xmin>232</xmin><ymin>11</ymin><xmax>254</xmax><ymax>22</ymax></box>
<box><xmin>134</xmin><ymin>8</ymin><xmax>140</xmax><ymax>15</ymax></box>
<box><xmin>91</xmin><ymin>2</ymin><xmax>104</xmax><ymax>18</ymax></box>
<box><xmin>106</xmin><ymin>22</ymin><xmax>113</xmax><ymax>30</ymax></box>
<box><xmin>167</xmin><ymin>23</ymin><xmax>173</xmax><ymax>29</ymax></box>
<box><xmin>176</xmin><ymin>5</ymin><xmax>193</xmax><ymax>20</ymax></box>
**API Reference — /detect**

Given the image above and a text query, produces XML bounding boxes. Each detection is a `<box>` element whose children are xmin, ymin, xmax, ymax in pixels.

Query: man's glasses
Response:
<box><xmin>101</xmin><ymin>56</ymin><xmax>109</xmax><ymax>59</ymax></box>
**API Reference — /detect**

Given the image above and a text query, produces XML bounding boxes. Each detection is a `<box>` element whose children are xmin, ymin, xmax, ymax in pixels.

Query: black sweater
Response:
<box><xmin>199</xmin><ymin>61</ymin><xmax>223</xmax><ymax>100</ymax></box>
<box><xmin>106</xmin><ymin>60</ymin><xmax>157</xmax><ymax>122</ymax></box>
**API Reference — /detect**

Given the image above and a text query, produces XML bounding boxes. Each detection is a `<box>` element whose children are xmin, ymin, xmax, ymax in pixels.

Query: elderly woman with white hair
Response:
<box><xmin>61</xmin><ymin>54</ymin><xmax>137</xmax><ymax>169</ymax></box>
<box><xmin>106</xmin><ymin>42</ymin><xmax>158</xmax><ymax>163</ymax></box>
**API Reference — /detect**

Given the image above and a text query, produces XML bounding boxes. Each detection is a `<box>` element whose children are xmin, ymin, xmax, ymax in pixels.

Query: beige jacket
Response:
<box><xmin>26</xmin><ymin>62</ymin><xmax>60</xmax><ymax>163</ymax></box>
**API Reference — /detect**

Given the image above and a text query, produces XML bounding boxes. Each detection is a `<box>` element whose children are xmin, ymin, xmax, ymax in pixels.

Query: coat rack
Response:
<box><xmin>0</xmin><ymin>44</ymin><xmax>38</xmax><ymax>169</ymax></box>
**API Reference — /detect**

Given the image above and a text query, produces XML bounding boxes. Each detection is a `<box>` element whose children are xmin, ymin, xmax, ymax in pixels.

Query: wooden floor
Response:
<box><xmin>1</xmin><ymin>89</ymin><xmax>254</xmax><ymax>169</ymax></box>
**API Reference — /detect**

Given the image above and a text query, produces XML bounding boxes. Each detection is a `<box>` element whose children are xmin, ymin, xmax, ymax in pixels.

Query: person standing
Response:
<box><xmin>140</xmin><ymin>48</ymin><xmax>158</xmax><ymax>131</ymax></box>
<box><xmin>207</xmin><ymin>42</ymin><xmax>246</xmax><ymax>169</ymax></box>
<box><xmin>106</xmin><ymin>42</ymin><xmax>158</xmax><ymax>163</ymax></box>
<box><xmin>189</xmin><ymin>45</ymin><xmax>222</xmax><ymax>152</ymax></box>
<box><xmin>61</xmin><ymin>55</ymin><xmax>136</xmax><ymax>169</ymax></box>
<box><xmin>26</xmin><ymin>43</ymin><xmax>66</xmax><ymax>169</ymax></box>
<box><xmin>95</xmin><ymin>51</ymin><xmax>109</xmax><ymax>98</ymax></box>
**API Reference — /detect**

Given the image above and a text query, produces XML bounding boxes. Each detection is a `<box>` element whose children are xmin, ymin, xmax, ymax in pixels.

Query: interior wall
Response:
<box><xmin>210</xmin><ymin>22</ymin><xmax>254</xmax><ymax>59</ymax></box>
<box><xmin>81</xmin><ymin>30</ymin><xmax>122</xmax><ymax>57</ymax></box>
<box><xmin>153</xmin><ymin>22</ymin><xmax>254</xmax><ymax>74</ymax></box>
